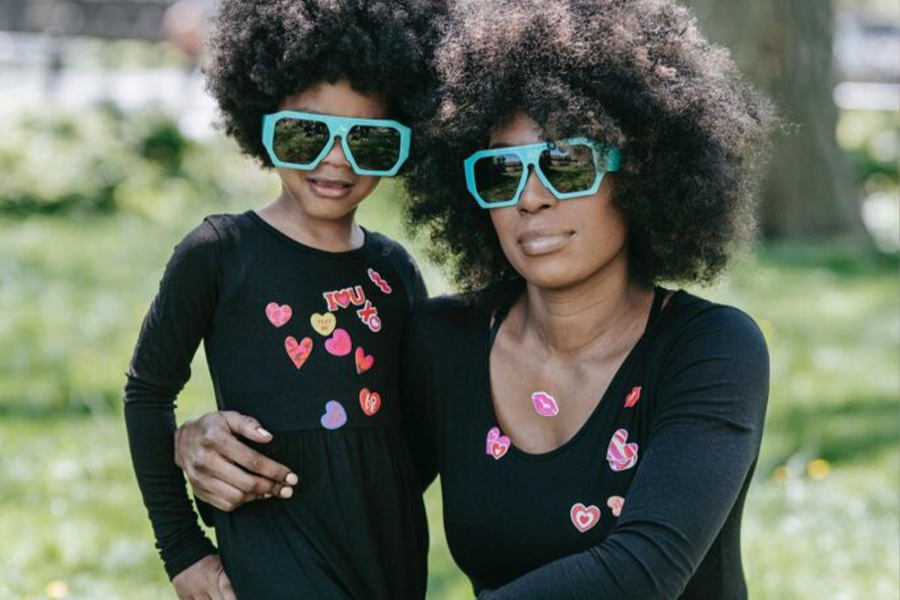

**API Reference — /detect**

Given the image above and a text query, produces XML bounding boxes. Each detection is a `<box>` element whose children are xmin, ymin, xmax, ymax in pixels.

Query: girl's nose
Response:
<box><xmin>320</xmin><ymin>136</ymin><xmax>351</xmax><ymax>169</ymax></box>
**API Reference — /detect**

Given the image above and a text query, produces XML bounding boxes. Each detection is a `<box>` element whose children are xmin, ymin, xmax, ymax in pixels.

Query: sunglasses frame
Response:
<box><xmin>463</xmin><ymin>137</ymin><xmax>622</xmax><ymax>209</ymax></box>
<box><xmin>261</xmin><ymin>110</ymin><xmax>412</xmax><ymax>176</ymax></box>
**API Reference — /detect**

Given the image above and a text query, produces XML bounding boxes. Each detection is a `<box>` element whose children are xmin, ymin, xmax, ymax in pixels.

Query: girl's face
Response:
<box><xmin>487</xmin><ymin>110</ymin><xmax>629</xmax><ymax>291</ymax></box>
<box><xmin>277</xmin><ymin>80</ymin><xmax>386</xmax><ymax>220</ymax></box>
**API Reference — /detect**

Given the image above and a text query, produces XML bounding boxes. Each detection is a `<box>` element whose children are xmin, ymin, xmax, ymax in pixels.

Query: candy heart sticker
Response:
<box><xmin>531</xmin><ymin>391</ymin><xmax>560</xmax><ymax>417</ymax></box>
<box><xmin>324</xmin><ymin>328</ymin><xmax>352</xmax><ymax>356</ymax></box>
<box><xmin>570</xmin><ymin>503</ymin><xmax>600</xmax><ymax>533</ymax></box>
<box><xmin>624</xmin><ymin>386</ymin><xmax>642</xmax><ymax>408</ymax></box>
<box><xmin>606</xmin><ymin>496</ymin><xmax>625</xmax><ymax>517</ymax></box>
<box><xmin>310</xmin><ymin>313</ymin><xmax>337</xmax><ymax>336</ymax></box>
<box><xmin>485</xmin><ymin>426</ymin><xmax>510</xmax><ymax>460</ymax></box>
<box><xmin>606</xmin><ymin>428</ymin><xmax>639</xmax><ymax>472</ymax></box>
<box><xmin>355</xmin><ymin>347</ymin><xmax>374</xmax><ymax>374</ymax></box>
<box><xmin>284</xmin><ymin>336</ymin><xmax>313</xmax><ymax>369</ymax></box>
<box><xmin>359</xmin><ymin>388</ymin><xmax>382</xmax><ymax>416</ymax></box>
<box><xmin>320</xmin><ymin>400</ymin><xmax>347</xmax><ymax>430</ymax></box>
<box><xmin>266</xmin><ymin>302</ymin><xmax>292</xmax><ymax>328</ymax></box>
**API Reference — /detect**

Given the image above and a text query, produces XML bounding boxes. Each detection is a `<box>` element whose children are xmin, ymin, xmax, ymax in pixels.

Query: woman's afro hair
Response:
<box><xmin>403</xmin><ymin>0</ymin><xmax>775</xmax><ymax>305</ymax></box>
<box><xmin>204</xmin><ymin>0</ymin><xmax>447</xmax><ymax>167</ymax></box>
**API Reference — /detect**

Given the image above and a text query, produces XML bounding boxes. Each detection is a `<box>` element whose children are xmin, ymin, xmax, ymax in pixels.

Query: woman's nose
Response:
<box><xmin>517</xmin><ymin>167</ymin><xmax>556</xmax><ymax>213</ymax></box>
<box><xmin>320</xmin><ymin>136</ymin><xmax>351</xmax><ymax>168</ymax></box>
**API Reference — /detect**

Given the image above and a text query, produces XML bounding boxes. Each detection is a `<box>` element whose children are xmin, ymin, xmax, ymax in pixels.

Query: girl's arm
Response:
<box><xmin>123</xmin><ymin>218</ymin><xmax>222</xmax><ymax>581</ymax></box>
<box><xmin>477</xmin><ymin>307</ymin><xmax>770</xmax><ymax>600</ymax></box>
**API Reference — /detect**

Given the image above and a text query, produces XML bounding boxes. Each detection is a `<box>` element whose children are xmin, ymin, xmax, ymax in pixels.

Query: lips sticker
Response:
<box><xmin>284</xmin><ymin>336</ymin><xmax>313</xmax><ymax>370</ymax></box>
<box><xmin>355</xmin><ymin>347</ymin><xmax>374</xmax><ymax>374</ymax></box>
<box><xmin>486</xmin><ymin>426</ymin><xmax>511</xmax><ymax>460</ymax></box>
<box><xmin>310</xmin><ymin>312</ymin><xmax>337</xmax><ymax>336</ymax></box>
<box><xmin>606</xmin><ymin>428</ymin><xmax>639</xmax><ymax>472</ymax></box>
<box><xmin>266</xmin><ymin>302</ymin><xmax>292</xmax><ymax>328</ymax></box>
<box><xmin>606</xmin><ymin>496</ymin><xmax>625</xmax><ymax>517</ymax></box>
<box><xmin>624</xmin><ymin>386</ymin><xmax>642</xmax><ymax>408</ymax></box>
<box><xmin>570</xmin><ymin>503</ymin><xmax>600</xmax><ymax>533</ymax></box>
<box><xmin>531</xmin><ymin>391</ymin><xmax>559</xmax><ymax>417</ymax></box>
<box><xmin>320</xmin><ymin>400</ymin><xmax>347</xmax><ymax>430</ymax></box>
<box><xmin>359</xmin><ymin>389</ymin><xmax>382</xmax><ymax>416</ymax></box>
<box><xmin>368</xmin><ymin>268</ymin><xmax>393</xmax><ymax>294</ymax></box>
<box><xmin>324</xmin><ymin>328</ymin><xmax>352</xmax><ymax>356</ymax></box>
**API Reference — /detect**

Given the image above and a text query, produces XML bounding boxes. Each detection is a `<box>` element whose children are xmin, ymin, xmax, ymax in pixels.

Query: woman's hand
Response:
<box><xmin>172</xmin><ymin>554</ymin><xmax>236</xmax><ymax>600</ymax></box>
<box><xmin>174</xmin><ymin>410</ymin><xmax>298</xmax><ymax>511</ymax></box>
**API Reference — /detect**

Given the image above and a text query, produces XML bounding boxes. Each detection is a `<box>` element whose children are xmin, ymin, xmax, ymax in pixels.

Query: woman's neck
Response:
<box><xmin>258</xmin><ymin>189</ymin><xmax>363</xmax><ymax>252</ymax></box>
<box><xmin>517</xmin><ymin>259</ymin><xmax>654</xmax><ymax>358</ymax></box>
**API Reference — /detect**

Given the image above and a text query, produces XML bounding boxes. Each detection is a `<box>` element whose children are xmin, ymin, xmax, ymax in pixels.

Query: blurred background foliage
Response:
<box><xmin>0</xmin><ymin>0</ymin><xmax>897</xmax><ymax>599</ymax></box>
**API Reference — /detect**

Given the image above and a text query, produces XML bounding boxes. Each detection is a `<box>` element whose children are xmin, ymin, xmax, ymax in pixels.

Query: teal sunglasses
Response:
<box><xmin>261</xmin><ymin>110</ymin><xmax>411</xmax><ymax>176</ymax></box>
<box><xmin>464</xmin><ymin>137</ymin><xmax>622</xmax><ymax>209</ymax></box>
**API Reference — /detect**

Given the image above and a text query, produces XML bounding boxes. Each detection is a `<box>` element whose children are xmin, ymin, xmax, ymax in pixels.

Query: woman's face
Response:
<box><xmin>277</xmin><ymin>80</ymin><xmax>385</xmax><ymax>220</ymax></box>
<box><xmin>487</xmin><ymin>110</ymin><xmax>629</xmax><ymax>291</ymax></box>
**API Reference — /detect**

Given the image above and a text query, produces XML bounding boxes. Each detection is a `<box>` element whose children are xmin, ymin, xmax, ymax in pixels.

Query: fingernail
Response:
<box><xmin>257</xmin><ymin>427</ymin><xmax>272</xmax><ymax>438</ymax></box>
<box><xmin>280</xmin><ymin>487</ymin><xmax>293</xmax><ymax>498</ymax></box>
<box><xmin>286</xmin><ymin>473</ymin><xmax>299</xmax><ymax>485</ymax></box>
<box><xmin>263</xmin><ymin>493</ymin><xmax>272</xmax><ymax>499</ymax></box>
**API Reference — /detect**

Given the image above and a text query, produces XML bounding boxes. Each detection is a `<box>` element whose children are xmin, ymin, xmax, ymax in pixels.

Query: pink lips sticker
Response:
<box><xmin>531</xmin><ymin>392</ymin><xmax>559</xmax><ymax>417</ymax></box>
<box><xmin>324</xmin><ymin>328</ymin><xmax>352</xmax><ymax>356</ymax></box>
<box><xmin>266</xmin><ymin>302</ymin><xmax>292</xmax><ymax>327</ymax></box>
<box><xmin>486</xmin><ymin>426</ymin><xmax>511</xmax><ymax>460</ymax></box>
<box><xmin>570</xmin><ymin>503</ymin><xmax>600</xmax><ymax>533</ymax></box>
<box><xmin>320</xmin><ymin>400</ymin><xmax>347</xmax><ymax>430</ymax></box>
<box><xmin>606</xmin><ymin>428</ymin><xmax>639</xmax><ymax>472</ymax></box>
<box><xmin>607</xmin><ymin>496</ymin><xmax>625</xmax><ymax>517</ymax></box>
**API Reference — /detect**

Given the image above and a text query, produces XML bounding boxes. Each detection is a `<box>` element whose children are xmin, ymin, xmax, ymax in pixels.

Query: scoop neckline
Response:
<box><xmin>245</xmin><ymin>209</ymin><xmax>371</xmax><ymax>259</ymax></box>
<box><xmin>481</xmin><ymin>287</ymin><xmax>679</xmax><ymax>463</ymax></box>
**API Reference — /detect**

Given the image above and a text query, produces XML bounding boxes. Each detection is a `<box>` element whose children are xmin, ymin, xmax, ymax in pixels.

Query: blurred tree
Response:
<box><xmin>686</xmin><ymin>0</ymin><xmax>869</xmax><ymax>240</ymax></box>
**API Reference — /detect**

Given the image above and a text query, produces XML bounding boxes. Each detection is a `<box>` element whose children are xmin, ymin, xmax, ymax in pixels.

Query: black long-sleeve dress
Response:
<box><xmin>123</xmin><ymin>210</ymin><xmax>429</xmax><ymax>600</ymax></box>
<box><xmin>403</xmin><ymin>288</ymin><xmax>769</xmax><ymax>600</ymax></box>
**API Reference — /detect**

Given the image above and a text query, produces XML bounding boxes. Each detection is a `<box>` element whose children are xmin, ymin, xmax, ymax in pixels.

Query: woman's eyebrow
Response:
<box><xmin>488</xmin><ymin>143</ymin><xmax>512</xmax><ymax>149</ymax></box>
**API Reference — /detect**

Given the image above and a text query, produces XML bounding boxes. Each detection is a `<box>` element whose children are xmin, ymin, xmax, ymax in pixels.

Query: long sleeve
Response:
<box><xmin>123</xmin><ymin>219</ymin><xmax>222</xmax><ymax>580</ymax></box>
<box><xmin>477</xmin><ymin>307</ymin><xmax>770</xmax><ymax>600</ymax></box>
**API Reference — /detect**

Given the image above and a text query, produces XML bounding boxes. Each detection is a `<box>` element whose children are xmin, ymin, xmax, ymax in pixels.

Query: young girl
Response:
<box><xmin>123</xmin><ymin>1</ymin><xmax>444</xmax><ymax>598</ymax></box>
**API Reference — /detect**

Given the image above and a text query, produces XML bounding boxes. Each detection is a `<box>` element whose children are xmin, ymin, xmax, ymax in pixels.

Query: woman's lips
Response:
<box><xmin>306</xmin><ymin>176</ymin><xmax>354</xmax><ymax>199</ymax></box>
<box><xmin>517</xmin><ymin>230</ymin><xmax>575</xmax><ymax>256</ymax></box>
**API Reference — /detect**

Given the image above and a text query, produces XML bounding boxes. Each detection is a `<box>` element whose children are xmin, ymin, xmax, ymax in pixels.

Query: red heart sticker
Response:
<box><xmin>570</xmin><ymin>503</ymin><xmax>600</xmax><ymax>533</ymax></box>
<box><xmin>284</xmin><ymin>336</ymin><xmax>313</xmax><ymax>369</ymax></box>
<box><xmin>485</xmin><ymin>427</ymin><xmax>510</xmax><ymax>460</ymax></box>
<box><xmin>359</xmin><ymin>388</ymin><xmax>382</xmax><ymax>416</ymax></box>
<box><xmin>355</xmin><ymin>347</ymin><xmax>374</xmax><ymax>374</ymax></box>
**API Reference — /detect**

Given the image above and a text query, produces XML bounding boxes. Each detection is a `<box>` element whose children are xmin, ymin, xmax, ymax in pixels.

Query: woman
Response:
<box><xmin>173</xmin><ymin>0</ymin><xmax>775</xmax><ymax>597</ymax></box>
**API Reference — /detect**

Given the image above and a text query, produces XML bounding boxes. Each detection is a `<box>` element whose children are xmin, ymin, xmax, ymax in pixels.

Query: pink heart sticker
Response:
<box><xmin>606</xmin><ymin>496</ymin><xmax>625</xmax><ymax>517</ymax></box>
<box><xmin>355</xmin><ymin>347</ymin><xmax>375</xmax><ymax>374</ymax></box>
<box><xmin>531</xmin><ymin>391</ymin><xmax>560</xmax><ymax>417</ymax></box>
<box><xmin>570</xmin><ymin>503</ymin><xmax>600</xmax><ymax>533</ymax></box>
<box><xmin>324</xmin><ymin>328</ymin><xmax>352</xmax><ymax>356</ymax></box>
<box><xmin>606</xmin><ymin>428</ymin><xmax>639</xmax><ymax>472</ymax></box>
<box><xmin>624</xmin><ymin>386</ymin><xmax>642</xmax><ymax>408</ymax></box>
<box><xmin>320</xmin><ymin>400</ymin><xmax>347</xmax><ymax>430</ymax></box>
<box><xmin>486</xmin><ymin>426</ymin><xmax>510</xmax><ymax>460</ymax></box>
<box><xmin>284</xmin><ymin>336</ymin><xmax>313</xmax><ymax>369</ymax></box>
<box><xmin>266</xmin><ymin>302</ymin><xmax>292</xmax><ymax>328</ymax></box>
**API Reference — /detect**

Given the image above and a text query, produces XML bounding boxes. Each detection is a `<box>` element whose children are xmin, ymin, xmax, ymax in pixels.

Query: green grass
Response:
<box><xmin>1</xmin><ymin>179</ymin><xmax>897</xmax><ymax>599</ymax></box>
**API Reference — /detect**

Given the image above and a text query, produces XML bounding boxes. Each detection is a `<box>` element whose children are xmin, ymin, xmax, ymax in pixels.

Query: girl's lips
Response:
<box><xmin>517</xmin><ymin>231</ymin><xmax>575</xmax><ymax>256</ymax></box>
<box><xmin>306</xmin><ymin>177</ymin><xmax>354</xmax><ymax>199</ymax></box>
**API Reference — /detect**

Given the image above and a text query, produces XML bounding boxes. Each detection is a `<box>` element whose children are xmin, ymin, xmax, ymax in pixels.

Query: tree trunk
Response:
<box><xmin>685</xmin><ymin>0</ymin><xmax>868</xmax><ymax>240</ymax></box>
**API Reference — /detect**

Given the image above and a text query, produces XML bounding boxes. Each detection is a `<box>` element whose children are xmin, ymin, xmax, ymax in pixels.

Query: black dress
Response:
<box><xmin>124</xmin><ymin>211</ymin><xmax>429</xmax><ymax>600</ymax></box>
<box><xmin>403</xmin><ymin>289</ymin><xmax>769</xmax><ymax>600</ymax></box>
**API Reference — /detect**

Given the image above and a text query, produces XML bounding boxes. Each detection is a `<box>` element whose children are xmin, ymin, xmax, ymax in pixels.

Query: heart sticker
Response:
<box><xmin>320</xmin><ymin>400</ymin><xmax>347</xmax><ymax>430</ymax></box>
<box><xmin>485</xmin><ymin>426</ymin><xmax>510</xmax><ymax>460</ymax></box>
<box><xmin>570</xmin><ymin>503</ymin><xmax>600</xmax><ymax>533</ymax></box>
<box><xmin>531</xmin><ymin>391</ymin><xmax>560</xmax><ymax>417</ymax></box>
<box><xmin>324</xmin><ymin>328</ymin><xmax>352</xmax><ymax>356</ymax></box>
<box><xmin>284</xmin><ymin>336</ymin><xmax>313</xmax><ymax>369</ymax></box>
<box><xmin>266</xmin><ymin>302</ymin><xmax>292</xmax><ymax>328</ymax></box>
<box><xmin>310</xmin><ymin>313</ymin><xmax>337</xmax><ymax>336</ymax></box>
<box><xmin>606</xmin><ymin>496</ymin><xmax>625</xmax><ymax>517</ymax></box>
<box><xmin>624</xmin><ymin>386</ymin><xmax>642</xmax><ymax>408</ymax></box>
<box><xmin>359</xmin><ymin>388</ymin><xmax>382</xmax><ymax>416</ymax></box>
<box><xmin>606</xmin><ymin>428</ymin><xmax>639</xmax><ymax>472</ymax></box>
<box><xmin>355</xmin><ymin>347</ymin><xmax>374</xmax><ymax>374</ymax></box>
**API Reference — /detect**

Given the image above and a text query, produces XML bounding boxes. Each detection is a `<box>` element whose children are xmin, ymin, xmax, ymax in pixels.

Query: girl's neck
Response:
<box><xmin>258</xmin><ymin>189</ymin><xmax>364</xmax><ymax>252</ymax></box>
<box><xmin>517</xmin><ymin>257</ymin><xmax>654</xmax><ymax>359</ymax></box>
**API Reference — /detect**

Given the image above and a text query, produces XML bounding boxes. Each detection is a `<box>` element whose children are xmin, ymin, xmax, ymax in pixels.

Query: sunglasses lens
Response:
<box><xmin>473</xmin><ymin>153</ymin><xmax>524</xmax><ymax>204</ymax></box>
<box><xmin>539</xmin><ymin>143</ymin><xmax>597</xmax><ymax>194</ymax></box>
<box><xmin>347</xmin><ymin>125</ymin><xmax>403</xmax><ymax>172</ymax></box>
<box><xmin>272</xmin><ymin>118</ymin><xmax>330</xmax><ymax>165</ymax></box>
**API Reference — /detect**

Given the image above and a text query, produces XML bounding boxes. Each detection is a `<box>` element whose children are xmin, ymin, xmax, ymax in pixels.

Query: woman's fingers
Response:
<box><xmin>203</xmin><ymin>451</ymin><xmax>291</xmax><ymax>499</ymax></box>
<box><xmin>194</xmin><ymin>476</ymin><xmax>252</xmax><ymax>512</ymax></box>
<box><xmin>221</xmin><ymin>410</ymin><xmax>273</xmax><ymax>443</ymax></box>
<box><xmin>215</xmin><ymin>428</ymin><xmax>298</xmax><ymax>490</ymax></box>
<box><xmin>217</xmin><ymin>569</ymin><xmax>238</xmax><ymax>600</ymax></box>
